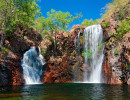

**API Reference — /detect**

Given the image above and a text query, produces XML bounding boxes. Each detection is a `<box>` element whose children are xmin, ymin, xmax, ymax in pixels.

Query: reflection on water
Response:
<box><xmin>0</xmin><ymin>84</ymin><xmax>130</xmax><ymax>100</ymax></box>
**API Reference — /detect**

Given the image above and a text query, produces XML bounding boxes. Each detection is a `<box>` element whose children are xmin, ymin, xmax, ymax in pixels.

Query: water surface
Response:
<box><xmin>0</xmin><ymin>83</ymin><xmax>129</xmax><ymax>100</ymax></box>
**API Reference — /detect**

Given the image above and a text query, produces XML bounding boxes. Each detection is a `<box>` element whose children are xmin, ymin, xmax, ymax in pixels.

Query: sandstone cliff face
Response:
<box><xmin>102</xmin><ymin>32</ymin><xmax>130</xmax><ymax>85</ymax></box>
<box><xmin>101</xmin><ymin>1</ymin><xmax>130</xmax><ymax>85</ymax></box>
<box><xmin>0</xmin><ymin>27</ymin><xmax>43</xmax><ymax>86</ymax></box>
<box><xmin>0</xmin><ymin>25</ymin><xmax>85</xmax><ymax>85</ymax></box>
<box><xmin>41</xmin><ymin>25</ymin><xmax>85</xmax><ymax>83</ymax></box>
<box><xmin>0</xmin><ymin>16</ymin><xmax>129</xmax><ymax>85</ymax></box>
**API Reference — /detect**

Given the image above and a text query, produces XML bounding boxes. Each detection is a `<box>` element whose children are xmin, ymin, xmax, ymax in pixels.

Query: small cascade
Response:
<box><xmin>75</xmin><ymin>32</ymin><xmax>81</xmax><ymax>53</ymax></box>
<box><xmin>83</xmin><ymin>24</ymin><xmax>104</xmax><ymax>83</ymax></box>
<box><xmin>22</xmin><ymin>46</ymin><xmax>45</xmax><ymax>84</ymax></box>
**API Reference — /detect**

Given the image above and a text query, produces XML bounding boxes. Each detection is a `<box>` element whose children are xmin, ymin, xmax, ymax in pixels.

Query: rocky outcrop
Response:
<box><xmin>101</xmin><ymin>1</ymin><xmax>130</xmax><ymax>85</ymax></box>
<box><xmin>41</xmin><ymin>25</ymin><xmax>85</xmax><ymax>83</ymax></box>
<box><xmin>41</xmin><ymin>56</ymin><xmax>73</xmax><ymax>83</ymax></box>
<box><xmin>0</xmin><ymin>51</ymin><xmax>24</xmax><ymax>86</ymax></box>
<box><xmin>103</xmin><ymin>33</ymin><xmax>130</xmax><ymax>85</ymax></box>
<box><xmin>0</xmin><ymin>27</ymin><xmax>43</xmax><ymax>86</ymax></box>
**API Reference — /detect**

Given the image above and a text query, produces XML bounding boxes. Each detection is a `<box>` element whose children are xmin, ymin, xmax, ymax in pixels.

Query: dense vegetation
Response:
<box><xmin>0</xmin><ymin>0</ymin><xmax>82</xmax><ymax>56</ymax></box>
<box><xmin>34</xmin><ymin>9</ymin><xmax>80</xmax><ymax>56</ymax></box>
<box><xmin>0</xmin><ymin>0</ymin><xmax>129</xmax><ymax>56</ymax></box>
<box><xmin>0</xmin><ymin>0</ymin><xmax>41</xmax><ymax>55</ymax></box>
<box><xmin>102</xmin><ymin>0</ymin><xmax>130</xmax><ymax>40</ymax></box>
<box><xmin>81</xmin><ymin>19</ymin><xmax>99</xmax><ymax>27</ymax></box>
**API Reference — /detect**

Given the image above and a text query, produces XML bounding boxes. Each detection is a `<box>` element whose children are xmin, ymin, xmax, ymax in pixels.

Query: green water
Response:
<box><xmin>0</xmin><ymin>83</ymin><xmax>130</xmax><ymax>100</ymax></box>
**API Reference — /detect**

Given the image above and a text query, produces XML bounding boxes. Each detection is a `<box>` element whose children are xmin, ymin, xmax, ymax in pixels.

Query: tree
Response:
<box><xmin>0</xmin><ymin>0</ymin><xmax>14</xmax><ymax>56</ymax></box>
<box><xmin>81</xmin><ymin>19</ymin><xmax>99</xmax><ymax>27</ymax></box>
<box><xmin>0</xmin><ymin>0</ymin><xmax>40</xmax><ymax>56</ymax></box>
<box><xmin>75</xmin><ymin>12</ymin><xmax>83</xmax><ymax>24</ymax></box>
<box><xmin>35</xmin><ymin>9</ymin><xmax>80</xmax><ymax>56</ymax></box>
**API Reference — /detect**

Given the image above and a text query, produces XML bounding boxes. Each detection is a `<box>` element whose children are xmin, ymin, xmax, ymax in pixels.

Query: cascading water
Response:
<box><xmin>83</xmin><ymin>24</ymin><xmax>104</xmax><ymax>83</ymax></box>
<box><xmin>22</xmin><ymin>46</ymin><xmax>45</xmax><ymax>84</ymax></box>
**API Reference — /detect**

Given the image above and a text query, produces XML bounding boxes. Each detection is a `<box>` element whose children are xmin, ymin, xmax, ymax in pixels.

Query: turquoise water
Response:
<box><xmin>0</xmin><ymin>83</ymin><xmax>130</xmax><ymax>100</ymax></box>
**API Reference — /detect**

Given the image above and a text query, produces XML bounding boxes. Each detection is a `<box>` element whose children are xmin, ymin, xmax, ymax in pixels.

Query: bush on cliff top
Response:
<box><xmin>102</xmin><ymin>0</ymin><xmax>129</xmax><ymax>21</ymax></box>
<box><xmin>114</xmin><ymin>5</ymin><xmax>130</xmax><ymax>21</ymax></box>
<box><xmin>102</xmin><ymin>21</ymin><xmax>109</xmax><ymax>29</ymax></box>
<box><xmin>114</xmin><ymin>17</ymin><xmax>130</xmax><ymax>40</ymax></box>
<box><xmin>81</xmin><ymin>19</ymin><xmax>99</xmax><ymax>27</ymax></box>
<box><xmin>117</xmin><ymin>17</ymin><xmax>130</xmax><ymax>34</ymax></box>
<box><xmin>0</xmin><ymin>0</ymin><xmax>40</xmax><ymax>33</ymax></box>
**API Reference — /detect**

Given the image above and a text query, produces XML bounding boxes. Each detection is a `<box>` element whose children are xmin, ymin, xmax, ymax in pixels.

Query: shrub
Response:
<box><xmin>116</xmin><ymin>18</ymin><xmax>130</xmax><ymax>40</ymax></box>
<box><xmin>102</xmin><ymin>21</ymin><xmax>109</xmax><ymax>28</ymax></box>
<box><xmin>81</xmin><ymin>19</ymin><xmax>99</xmax><ymax>27</ymax></box>
<box><xmin>117</xmin><ymin>18</ymin><xmax>130</xmax><ymax>34</ymax></box>
<box><xmin>82</xmin><ymin>49</ymin><xmax>92</xmax><ymax>59</ymax></box>
<box><xmin>41</xmin><ymin>49</ymin><xmax>46</xmax><ymax>55</ymax></box>
<box><xmin>102</xmin><ymin>0</ymin><xmax>129</xmax><ymax>21</ymax></box>
<box><xmin>114</xmin><ymin>49</ymin><xmax>118</xmax><ymax>55</ymax></box>
<box><xmin>114</xmin><ymin>5</ymin><xmax>129</xmax><ymax>21</ymax></box>
<box><xmin>1</xmin><ymin>47</ymin><xmax>8</xmax><ymax>56</ymax></box>
<box><xmin>126</xmin><ymin>63</ymin><xmax>130</xmax><ymax>70</ymax></box>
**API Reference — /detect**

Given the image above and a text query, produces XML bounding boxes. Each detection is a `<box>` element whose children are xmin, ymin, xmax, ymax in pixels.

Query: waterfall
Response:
<box><xmin>22</xmin><ymin>46</ymin><xmax>45</xmax><ymax>84</ymax></box>
<box><xmin>83</xmin><ymin>24</ymin><xmax>104</xmax><ymax>83</ymax></box>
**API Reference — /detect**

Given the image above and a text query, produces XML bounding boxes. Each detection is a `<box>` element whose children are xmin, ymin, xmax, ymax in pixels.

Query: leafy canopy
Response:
<box><xmin>35</xmin><ymin>9</ymin><xmax>80</xmax><ymax>33</ymax></box>
<box><xmin>81</xmin><ymin>19</ymin><xmax>99</xmax><ymax>27</ymax></box>
<box><xmin>0</xmin><ymin>0</ymin><xmax>41</xmax><ymax>33</ymax></box>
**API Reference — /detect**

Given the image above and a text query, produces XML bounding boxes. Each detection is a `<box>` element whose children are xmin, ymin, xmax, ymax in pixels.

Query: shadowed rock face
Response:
<box><xmin>41</xmin><ymin>25</ymin><xmax>85</xmax><ymax>83</ymax></box>
<box><xmin>0</xmin><ymin>25</ymin><xmax>86</xmax><ymax>85</ymax></box>
<box><xmin>0</xmin><ymin>52</ymin><xmax>24</xmax><ymax>86</ymax></box>
<box><xmin>102</xmin><ymin>33</ymin><xmax>130</xmax><ymax>85</ymax></box>
<box><xmin>0</xmin><ymin>27</ymin><xmax>43</xmax><ymax>86</ymax></box>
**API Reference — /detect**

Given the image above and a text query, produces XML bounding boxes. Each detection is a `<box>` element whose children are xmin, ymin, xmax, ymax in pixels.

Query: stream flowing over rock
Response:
<box><xmin>22</xmin><ymin>46</ymin><xmax>45</xmax><ymax>84</ymax></box>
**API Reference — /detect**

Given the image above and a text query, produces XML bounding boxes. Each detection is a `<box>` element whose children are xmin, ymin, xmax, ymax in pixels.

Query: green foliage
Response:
<box><xmin>35</xmin><ymin>17</ymin><xmax>45</xmax><ymax>31</ymax></box>
<box><xmin>1</xmin><ymin>46</ymin><xmax>8</xmax><ymax>56</ymax></box>
<box><xmin>113</xmin><ymin>18</ymin><xmax>130</xmax><ymax>40</ymax></box>
<box><xmin>6</xmin><ymin>33</ymin><xmax>13</xmax><ymax>38</ymax></box>
<box><xmin>0</xmin><ymin>0</ymin><xmax>41</xmax><ymax>34</ymax></box>
<box><xmin>35</xmin><ymin>9</ymin><xmax>79</xmax><ymax>37</ymax></box>
<box><xmin>75</xmin><ymin>12</ymin><xmax>83</xmax><ymax>24</ymax></box>
<box><xmin>117</xmin><ymin>18</ymin><xmax>130</xmax><ymax>34</ymax></box>
<box><xmin>34</xmin><ymin>9</ymin><xmax>80</xmax><ymax>56</ymax></box>
<box><xmin>114</xmin><ymin>49</ymin><xmax>118</xmax><ymax>55</ymax></box>
<box><xmin>62</xmin><ymin>50</ymin><xmax>65</xmax><ymax>56</ymax></box>
<box><xmin>102</xmin><ymin>0</ymin><xmax>129</xmax><ymax>20</ymax></box>
<box><xmin>114</xmin><ymin>5</ymin><xmax>129</xmax><ymax>21</ymax></box>
<box><xmin>82</xmin><ymin>49</ymin><xmax>92</xmax><ymax>59</ymax></box>
<box><xmin>46</xmin><ymin>9</ymin><xmax>77</xmax><ymax>31</ymax></box>
<box><xmin>41</xmin><ymin>49</ymin><xmax>46</xmax><ymax>55</ymax></box>
<box><xmin>81</xmin><ymin>19</ymin><xmax>99</xmax><ymax>27</ymax></box>
<box><xmin>98</xmin><ymin>44</ymin><xmax>102</xmax><ymax>50</ymax></box>
<box><xmin>126</xmin><ymin>63</ymin><xmax>130</xmax><ymax>70</ymax></box>
<box><xmin>102</xmin><ymin>21</ymin><xmax>109</xmax><ymax>28</ymax></box>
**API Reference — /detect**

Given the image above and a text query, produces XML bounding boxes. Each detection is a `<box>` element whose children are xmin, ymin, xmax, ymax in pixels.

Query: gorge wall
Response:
<box><xmin>0</xmin><ymin>1</ymin><xmax>129</xmax><ymax>86</ymax></box>
<box><xmin>101</xmin><ymin>1</ymin><xmax>130</xmax><ymax>85</ymax></box>
<box><xmin>0</xmin><ymin>23</ymin><xmax>129</xmax><ymax>85</ymax></box>
<box><xmin>0</xmin><ymin>27</ymin><xmax>43</xmax><ymax>86</ymax></box>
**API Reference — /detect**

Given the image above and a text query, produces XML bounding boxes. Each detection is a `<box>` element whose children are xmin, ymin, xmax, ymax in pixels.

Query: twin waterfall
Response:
<box><xmin>21</xmin><ymin>25</ymin><xmax>104</xmax><ymax>84</ymax></box>
<box><xmin>22</xmin><ymin>46</ymin><xmax>45</xmax><ymax>84</ymax></box>
<box><xmin>83</xmin><ymin>25</ymin><xmax>104</xmax><ymax>83</ymax></box>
